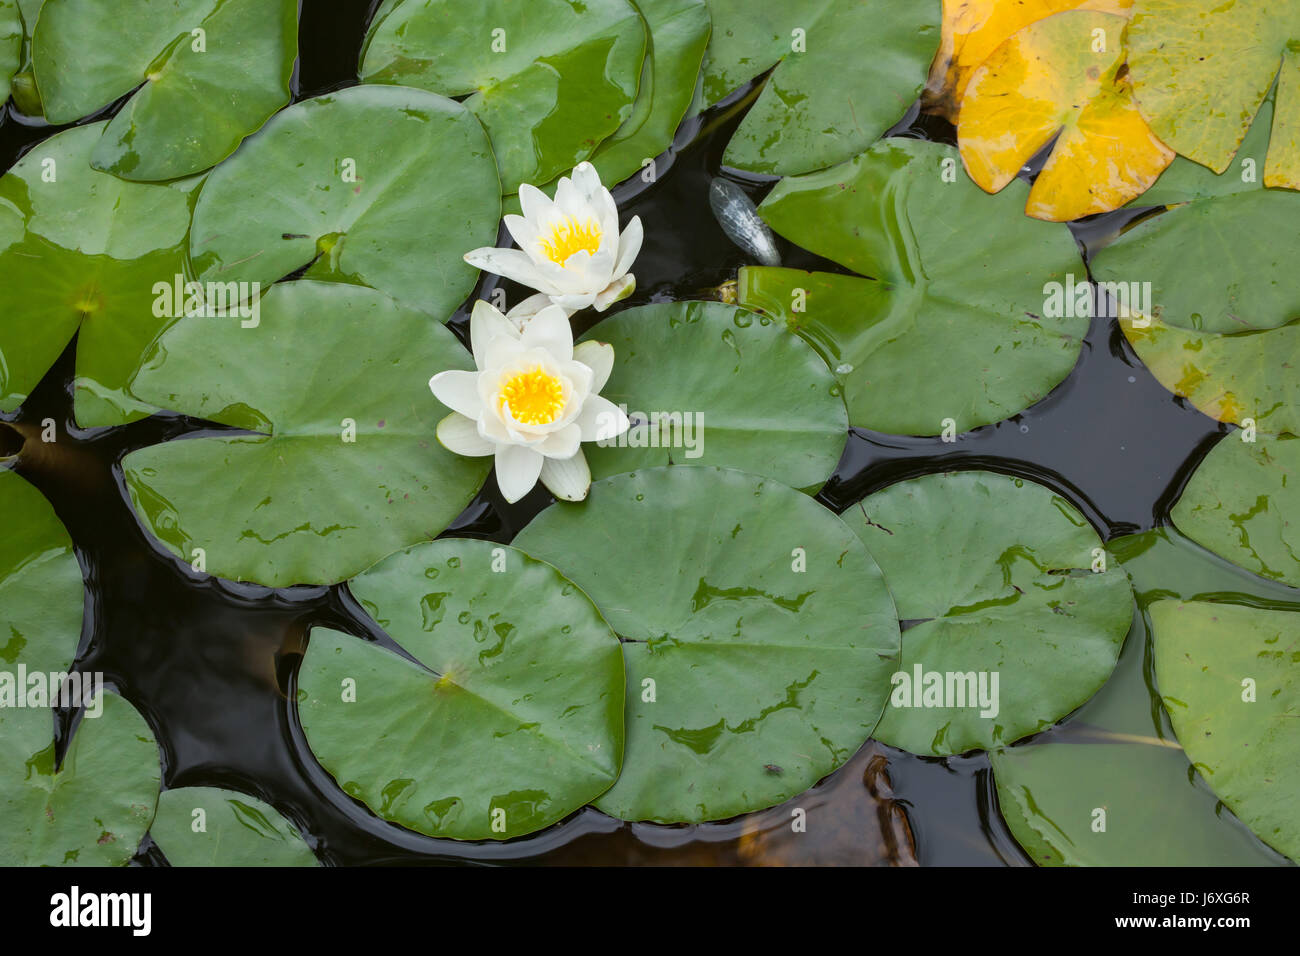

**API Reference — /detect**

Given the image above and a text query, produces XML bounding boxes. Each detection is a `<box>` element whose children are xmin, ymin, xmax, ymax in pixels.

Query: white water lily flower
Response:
<box><xmin>429</xmin><ymin>300</ymin><xmax>630</xmax><ymax>503</ymax></box>
<box><xmin>464</xmin><ymin>162</ymin><xmax>643</xmax><ymax>317</ymax></box>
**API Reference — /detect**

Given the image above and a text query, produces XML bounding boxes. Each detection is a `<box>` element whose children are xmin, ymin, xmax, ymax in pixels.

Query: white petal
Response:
<box><xmin>437</xmin><ymin>413</ymin><xmax>495</xmax><ymax>457</ymax></box>
<box><xmin>559</xmin><ymin>359</ymin><xmax>594</xmax><ymax>405</ymax></box>
<box><xmin>572</xmin><ymin>340</ymin><xmax>615</xmax><ymax>393</ymax></box>
<box><xmin>576</xmin><ymin>394</ymin><xmax>630</xmax><ymax>442</ymax></box>
<box><xmin>478</xmin><ymin>412</ymin><xmax>511</xmax><ymax>444</ymax></box>
<box><xmin>556</xmin><ymin>241</ymin><xmax>616</xmax><ymax>296</ymax></box>
<box><xmin>538</xmin><ymin>423</ymin><xmax>582</xmax><ymax>459</ymax></box>
<box><xmin>494</xmin><ymin>444</ymin><xmax>544</xmax><ymax>503</ymax></box>
<box><xmin>470</xmin><ymin>299</ymin><xmax>519</xmax><ymax>367</ymax></box>
<box><xmin>569</xmin><ymin>162</ymin><xmax>605</xmax><ymax>201</ymax></box>
<box><xmin>553</xmin><ymin>175</ymin><xmax>585</xmax><ymax>222</ymax></box>
<box><xmin>552</xmin><ymin>291</ymin><xmax>599</xmax><ymax>311</ymax></box>
<box><xmin>503</xmin><ymin>214</ymin><xmax>544</xmax><ymax>263</ymax></box>
<box><xmin>585</xmin><ymin>230</ymin><xmax>619</xmax><ymax>287</ymax></box>
<box><xmin>504</xmin><ymin>292</ymin><xmax>556</xmax><ymax>326</ymax></box>
<box><xmin>464</xmin><ymin>247</ymin><xmax>561</xmax><ymax>296</ymax></box>
<box><xmin>542</xmin><ymin>253</ymin><xmax>604</xmax><ymax>295</ymax></box>
<box><xmin>593</xmin><ymin>274</ymin><xmax>636</xmax><ymax>311</ymax></box>
<box><xmin>478</xmin><ymin>333</ymin><xmax>528</xmax><ymax>379</ymax></box>
<box><xmin>539</xmin><ymin>448</ymin><xmax>591</xmax><ymax>502</ymax></box>
<box><xmin>614</xmin><ymin>215</ymin><xmax>643</xmax><ymax>278</ymax></box>
<box><xmin>520</xmin><ymin>304</ymin><xmax>574</xmax><ymax>361</ymax></box>
<box><xmin>517</xmin><ymin>182</ymin><xmax>553</xmax><ymax>225</ymax></box>
<box><xmin>429</xmin><ymin>369</ymin><xmax>483</xmax><ymax>418</ymax></box>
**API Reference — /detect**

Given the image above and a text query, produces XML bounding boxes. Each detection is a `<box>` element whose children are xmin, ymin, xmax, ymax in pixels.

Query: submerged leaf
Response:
<box><xmin>361</xmin><ymin>0</ymin><xmax>645</xmax><ymax>193</ymax></box>
<box><xmin>993</xmin><ymin>612</ymin><xmax>1283</xmax><ymax>865</ymax></box>
<box><xmin>957</xmin><ymin>9</ymin><xmax>1172</xmax><ymax>221</ymax></box>
<box><xmin>739</xmin><ymin>138</ymin><xmax>1085</xmax><ymax>435</ymax></box>
<box><xmin>995</xmin><ymin>526</ymin><xmax>1294</xmax><ymax>866</ymax></box>
<box><xmin>298</xmin><ymin>540</ymin><xmax>624</xmax><ymax>841</ymax></box>
<box><xmin>514</xmin><ymin>466</ymin><xmax>900</xmax><ymax>824</ymax></box>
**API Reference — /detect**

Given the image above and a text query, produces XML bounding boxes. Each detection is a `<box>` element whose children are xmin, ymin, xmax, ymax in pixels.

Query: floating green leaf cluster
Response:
<box><xmin>1</xmin><ymin>0</ymin><xmax>1297</xmax><ymax>866</ymax></box>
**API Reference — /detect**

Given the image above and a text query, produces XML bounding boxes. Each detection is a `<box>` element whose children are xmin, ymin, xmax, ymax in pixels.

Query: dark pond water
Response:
<box><xmin>0</xmin><ymin>0</ymin><xmax>1236</xmax><ymax>866</ymax></box>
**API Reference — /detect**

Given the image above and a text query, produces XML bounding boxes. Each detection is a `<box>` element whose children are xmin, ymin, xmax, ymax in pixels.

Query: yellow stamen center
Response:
<box><xmin>537</xmin><ymin>216</ymin><xmax>602</xmax><ymax>265</ymax></box>
<box><xmin>499</xmin><ymin>367</ymin><xmax>565</xmax><ymax>425</ymax></box>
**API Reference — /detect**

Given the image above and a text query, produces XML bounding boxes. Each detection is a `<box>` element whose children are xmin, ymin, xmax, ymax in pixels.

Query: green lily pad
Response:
<box><xmin>700</xmin><ymin>0</ymin><xmax>940</xmax><ymax>175</ymax></box>
<box><xmin>0</xmin><ymin>0</ymin><xmax>20</xmax><ymax>104</ymax></box>
<box><xmin>0</xmin><ymin>463</ymin><xmax>162</xmax><ymax>867</ymax></box>
<box><xmin>0</xmin><ymin>123</ymin><xmax>200</xmax><ymax>426</ymax></box>
<box><xmin>994</xmin><ymin>719</ymin><xmax>1287</xmax><ymax>865</ymax></box>
<box><xmin>1129</xmin><ymin>87</ymin><xmax>1276</xmax><ymax>208</ymax></box>
<box><xmin>298</xmin><ymin>539</ymin><xmax>624</xmax><ymax>841</ymax></box>
<box><xmin>360</xmin><ymin>0</ymin><xmax>646</xmax><ymax>194</ymax></box>
<box><xmin>1093</xmin><ymin>188</ymin><xmax>1300</xmax><ymax>333</ymax></box>
<box><xmin>992</xmin><ymin>637</ymin><xmax>1286</xmax><ymax>866</ymax></box>
<box><xmin>8</xmin><ymin>0</ymin><xmax>44</xmax><ymax>115</ymax></box>
<box><xmin>189</xmin><ymin>85</ymin><xmax>500</xmax><ymax>318</ymax></box>
<box><xmin>505</xmin><ymin>0</ymin><xmax>710</xmax><ymax>209</ymax></box>
<box><xmin>846</xmin><ymin>471</ymin><xmax>1132</xmax><ymax>756</ymax></box>
<box><xmin>992</xmin><ymin>527</ymin><xmax>1291</xmax><ymax>866</ymax></box>
<box><xmin>514</xmin><ymin>466</ymin><xmax>900</xmax><ymax>823</ymax></box>
<box><xmin>1120</xmin><ymin>315</ymin><xmax>1300</xmax><ymax>436</ymax></box>
<box><xmin>1152</xmin><ymin>599</ymin><xmax>1300</xmax><ymax>861</ymax></box>
<box><xmin>1127</xmin><ymin>0</ymin><xmax>1300</xmax><ymax>190</ymax></box>
<box><xmin>122</xmin><ymin>281</ymin><xmax>491</xmax><ymax>588</ymax></box>
<box><xmin>579</xmin><ymin>300</ymin><xmax>846</xmax><ymax>493</ymax></box>
<box><xmin>1</xmin><ymin>468</ymin><xmax>82</xmax><ymax>677</ymax></box>
<box><xmin>0</xmin><ymin>692</ymin><xmax>161</xmax><ymax>866</ymax></box>
<box><xmin>151</xmin><ymin>787</ymin><xmax>317</xmax><ymax>866</ymax></box>
<box><xmin>1110</xmin><ymin>526</ymin><xmax>1300</xmax><ymax>606</ymax></box>
<box><xmin>588</xmin><ymin>0</ymin><xmax>709</xmax><ymax>185</ymax></box>
<box><xmin>738</xmin><ymin>138</ymin><xmax>1085</xmax><ymax>436</ymax></box>
<box><xmin>32</xmin><ymin>0</ymin><xmax>297</xmax><ymax>181</ymax></box>
<box><xmin>1172</xmin><ymin>435</ymin><xmax>1300</xmax><ymax>588</ymax></box>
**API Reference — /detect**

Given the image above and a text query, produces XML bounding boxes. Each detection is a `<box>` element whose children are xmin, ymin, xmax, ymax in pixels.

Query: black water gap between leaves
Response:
<box><xmin>0</xmin><ymin>0</ymin><xmax>1227</xmax><ymax>866</ymax></box>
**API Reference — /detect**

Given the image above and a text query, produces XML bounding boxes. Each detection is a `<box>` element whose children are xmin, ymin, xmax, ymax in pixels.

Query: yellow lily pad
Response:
<box><xmin>1127</xmin><ymin>0</ymin><xmax>1300</xmax><ymax>190</ymax></box>
<box><xmin>1121</xmin><ymin>315</ymin><xmax>1300</xmax><ymax>436</ymax></box>
<box><xmin>925</xmin><ymin>0</ymin><xmax>1132</xmax><ymax>121</ymax></box>
<box><xmin>957</xmin><ymin>9</ymin><xmax>1172</xmax><ymax>221</ymax></box>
